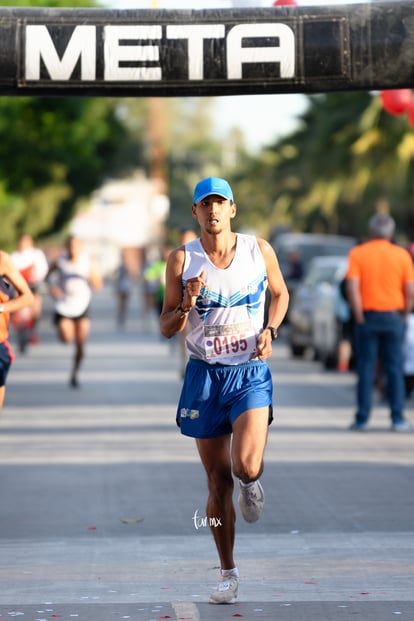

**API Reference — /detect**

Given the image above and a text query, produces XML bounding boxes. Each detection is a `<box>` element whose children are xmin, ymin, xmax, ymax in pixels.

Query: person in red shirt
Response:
<box><xmin>0</xmin><ymin>250</ymin><xmax>34</xmax><ymax>412</ymax></box>
<box><xmin>11</xmin><ymin>234</ymin><xmax>49</xmax><ymax>344</ymax></box>
<box><xmin>346</xmin><ymin>214</ymin><xmax>414</xmax><ymax>432</ymax></box>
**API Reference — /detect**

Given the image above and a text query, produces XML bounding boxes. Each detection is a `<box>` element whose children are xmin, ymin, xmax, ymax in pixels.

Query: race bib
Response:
<box><xmin>204</xmin><ymin>320</ymin><xmax>256</xmax><ymax>361</ymax></box>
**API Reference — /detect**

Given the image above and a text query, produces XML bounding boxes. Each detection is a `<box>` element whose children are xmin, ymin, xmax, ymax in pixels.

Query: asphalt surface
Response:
<box><xmin>0</xmin><ymin>283</ymin><xmax>413</xmax><ymax>621</ymax></box>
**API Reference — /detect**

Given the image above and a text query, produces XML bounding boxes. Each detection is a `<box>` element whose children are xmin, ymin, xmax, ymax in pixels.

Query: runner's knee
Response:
<box><xmin>207</xmin><ymin>468</ymin><xmax>234</xmax><ymax>499</ymax></box>
<box><xmin>232</xmin><ymin>457</ymin><xmax>263</xmax><ymax>483</ymax></box>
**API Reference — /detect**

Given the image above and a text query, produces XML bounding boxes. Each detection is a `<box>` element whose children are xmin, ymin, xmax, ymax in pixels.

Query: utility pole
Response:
<box><xmin>147</xmin><ymin>0</ymin><xmax>167</xmax><ymax>186</ymax></box>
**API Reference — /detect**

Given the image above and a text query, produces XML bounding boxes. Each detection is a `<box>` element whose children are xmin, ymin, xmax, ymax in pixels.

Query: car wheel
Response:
<box><xmin>323</xmin><ymin>352</ymin><xmax>338</xmax><ymax>370</ymax></box>
<box><xmin>290</xmin><ymin>343</ymin><xmax>305</xmax><ymax>357</ymax></box>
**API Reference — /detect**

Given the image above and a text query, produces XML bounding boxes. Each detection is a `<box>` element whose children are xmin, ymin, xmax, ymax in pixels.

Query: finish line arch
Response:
<box><xmin>0</xmin><ymin>2</ymin><xmax>413</xmax><ymax>97</ymax></box>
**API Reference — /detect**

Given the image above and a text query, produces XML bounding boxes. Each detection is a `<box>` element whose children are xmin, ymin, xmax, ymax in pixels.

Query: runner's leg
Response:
<box><xmin>71</xmin><ymin>317</ymin><xmax>90</xmax><ymax>386</ymax></box>
<box><xmin>57</xmin><ymin>317</ymin><xmax>75</xmax><ymax>343</ymax></box>
<box><xmin>196</xmin><ymin>434</ymin><xmax>235</xmax><ymax>570</ymax></box>
<box><xmin>231</xmin><ymin>407</ymin><xmax>270</xmax><ymax>483</ymax></box>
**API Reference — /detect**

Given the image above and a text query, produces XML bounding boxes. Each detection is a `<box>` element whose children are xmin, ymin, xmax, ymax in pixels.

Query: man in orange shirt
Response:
<box><xmin>346</xmin><ymin>214</ymin><xmax>414</xmax><ymax>432</ymax></box>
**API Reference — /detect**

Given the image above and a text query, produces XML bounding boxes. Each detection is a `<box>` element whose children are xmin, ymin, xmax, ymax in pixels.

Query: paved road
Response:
<box><xmin>0</xmin><ymin>284</ymin><xmax>413</xmax><ymax>621</ymax></box>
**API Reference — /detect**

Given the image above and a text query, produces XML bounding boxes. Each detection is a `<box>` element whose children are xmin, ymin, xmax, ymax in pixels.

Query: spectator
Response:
<box><xmin>286</xmin><ymin>248</ymin><xmax>303</xmax><ymax>282</ymax></box>
<box><xmin>346</xmin><ymin>214</ymin><xmax>414</xmax><ymax>432</ymax></box>
<box><xmin>335</xmin><ymin>277</ymin><xmax>353</xmax><ymax>372</ymax></box>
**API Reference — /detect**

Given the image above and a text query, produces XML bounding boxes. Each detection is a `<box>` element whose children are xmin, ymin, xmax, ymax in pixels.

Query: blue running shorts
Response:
<box><xmin>0</xmin><ymin>341</ymin><xmax>14</xmax><ymax>387</ymax></box>
<box><xmin>177</xmin><ymin>358</ymin><xmax>273</xmax><ymax>438</ymax></box>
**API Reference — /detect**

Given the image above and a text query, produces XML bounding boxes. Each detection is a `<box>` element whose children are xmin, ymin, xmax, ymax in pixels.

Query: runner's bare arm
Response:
<box><xmin>89</xmin><ymin>258</ymin><xmax>103</xmax><ymax>291</ymax></box>
<box><xmin>160</xmin><ymin>246</ymin><xmax>206</xmax><ymax>338</ymax></box>
<box><xmin>0</xmin><ymin>251</ymin><xmax>34</xmax><ymax>312</ymax></box>
<box><xmin>160</xmin><ymin>247</ymin><xmax>188</xmax><ymax>338</ymax></box>
<box><xmin>256</xmin><ymin>238</ymin><xmax>289</xmax><ymax>360</ymax></box>
<box><xmin>45</xmin><ymin>260</ymin><xmax>63</xmax><ymax>300</ymax></box>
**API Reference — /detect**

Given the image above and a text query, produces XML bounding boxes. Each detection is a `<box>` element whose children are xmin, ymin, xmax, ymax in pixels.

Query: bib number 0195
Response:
<box><xmin>211</xmin><ymin>334</ymin><xmax>248</xmax><ymax>356</ymax></box>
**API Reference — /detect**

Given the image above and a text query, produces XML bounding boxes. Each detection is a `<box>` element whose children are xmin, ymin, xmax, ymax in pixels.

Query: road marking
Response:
<box><xmin>172</xmin><ymin>601</ymin><xmax>200</xmax><ymax>620</ymax></box>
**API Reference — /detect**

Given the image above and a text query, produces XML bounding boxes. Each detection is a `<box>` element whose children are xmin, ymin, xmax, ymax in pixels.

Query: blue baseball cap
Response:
<box><xmin>193</xmin><ymin>177</ymin><xmax>234</xmax><ymax>204</ymax></box>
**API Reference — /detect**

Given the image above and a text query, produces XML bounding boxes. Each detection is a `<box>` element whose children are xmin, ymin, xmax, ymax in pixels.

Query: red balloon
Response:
<box><xmin>407</xmin><ymin>103</ymin><xmax>414</xmax><ymax>128</ymax></box>
<box><xmin>380</xmin><ymin>89</ymin><xmax>412</xmax><ymax>115</ymax></box>
<box><xmin>273</xmin><ymin>0</ymin><xmax>297</xmax><ymax>5</ymax></box>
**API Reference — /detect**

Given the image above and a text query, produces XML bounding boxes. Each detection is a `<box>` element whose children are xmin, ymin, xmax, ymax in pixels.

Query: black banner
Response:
<box><xmin>0</xmin><ymin>2</ymin><xmax>413</xmax><ymax>96</ymax></box>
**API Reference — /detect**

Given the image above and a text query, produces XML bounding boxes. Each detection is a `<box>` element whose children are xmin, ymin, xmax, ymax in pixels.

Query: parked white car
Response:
<box><xmin>270</xmin><ymin>232</ymin><xmax>356</xmax><ymax>321</ymax></box>
<box><xmin>271</xmin><ymin>232</ymin><xmax>355</xmax><ymax>284</ymax></box>
<box><xmin>288</xmin><ymin>256</ymin><xmax>350</xmax><ymax>367</ymax></box>
<box><xmin>312</xmin><ymin>257</ymin><xmax>350</xmax><ymax>369</ymax></box>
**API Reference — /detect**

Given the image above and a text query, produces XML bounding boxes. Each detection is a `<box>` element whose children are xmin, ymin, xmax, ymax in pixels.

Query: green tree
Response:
<box><xmin>0</xmin><ymin>0</ymin><xmax>141</xmax><ymax>249</ymax></box>
<box><xmin>235</xmin><ymin>91</ymin><xmax>414</xmax><ymax>241</ymax></box>
<box><xmin>0</xmin><ymin>96</ymin><xmax>132</xmax><ymax>249</ymax></box>
<box><xmin>165</xmin><ymin>98</ymin><xmax>233</xmax><ymax>231</ymax></box>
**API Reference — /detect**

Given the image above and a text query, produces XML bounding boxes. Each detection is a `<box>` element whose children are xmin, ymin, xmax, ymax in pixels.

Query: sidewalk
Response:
<box><xmin>0</xmin><ymin>284</ymin><xmax>413</xmax><ymax>620</ymax></box>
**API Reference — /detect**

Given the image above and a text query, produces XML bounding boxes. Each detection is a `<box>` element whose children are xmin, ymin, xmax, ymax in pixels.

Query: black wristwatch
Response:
<box><xmin>176</xmin><ymin>303</ymin><xmax>190</xmax><ymax>319</ymax></box>
<box><xmin>266</xmin><ymin>326</ymin><xmax>278</xmax><ymax>341</ymax></box>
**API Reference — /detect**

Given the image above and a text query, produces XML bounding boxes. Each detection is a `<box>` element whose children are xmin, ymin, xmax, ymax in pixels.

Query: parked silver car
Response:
<box><xmin>288</xmin><ymin>256</ymin><xmax>349</xmax><ymax>365</ymax></box>
<box><xmin>311</xmin><ymin>257</ymin><xmax>350</xmax><ymax>368</ymax></box>
<box><xmin>271</xmin><ymin>232</ymin><xmax>355</xmax><ymax>284</ymax></box>
<box><xmin>271</xmin><ymin>233</ymin><xmax>356</xmax><ymax>321</ymax></box>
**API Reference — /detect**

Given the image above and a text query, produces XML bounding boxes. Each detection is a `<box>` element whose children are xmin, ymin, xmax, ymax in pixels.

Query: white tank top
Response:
<box><xmin>183</xmin><ymin>234</ymin><xmax>268</xmax><ymax>365</ymax></box>
<box><xmin>54</xmin><ymin>252</ymin><xmax>92</xmax><ymax>317</ymax></box>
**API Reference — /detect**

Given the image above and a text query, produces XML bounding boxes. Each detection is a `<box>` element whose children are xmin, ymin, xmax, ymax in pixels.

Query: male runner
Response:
<box><xmin>160</xmin><ymin>177</ymin><xmax>289</xmax><ymax>604</ymax></box>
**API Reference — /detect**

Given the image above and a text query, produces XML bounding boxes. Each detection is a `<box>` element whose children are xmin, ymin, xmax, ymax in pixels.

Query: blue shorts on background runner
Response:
<box><xmin>177</xmin><ymin>358</ymin><xmax>273</xmax><ymax>438</ymax></box>
<box><xmin>0</xmin><ymin>341</ymin><xmax>14</xmax><ymax>387</ymax></box>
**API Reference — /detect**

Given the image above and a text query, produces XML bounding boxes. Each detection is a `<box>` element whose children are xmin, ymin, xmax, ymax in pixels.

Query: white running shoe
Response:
<box><xmin>209</xmin><ymin>574</ymin><xmax>239</xmax><ymax>604</ymax></box>
<box><xmin>238</xmin><ymin>479</ymin><xmax>264</xmax><ymax>523</ymax></box>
